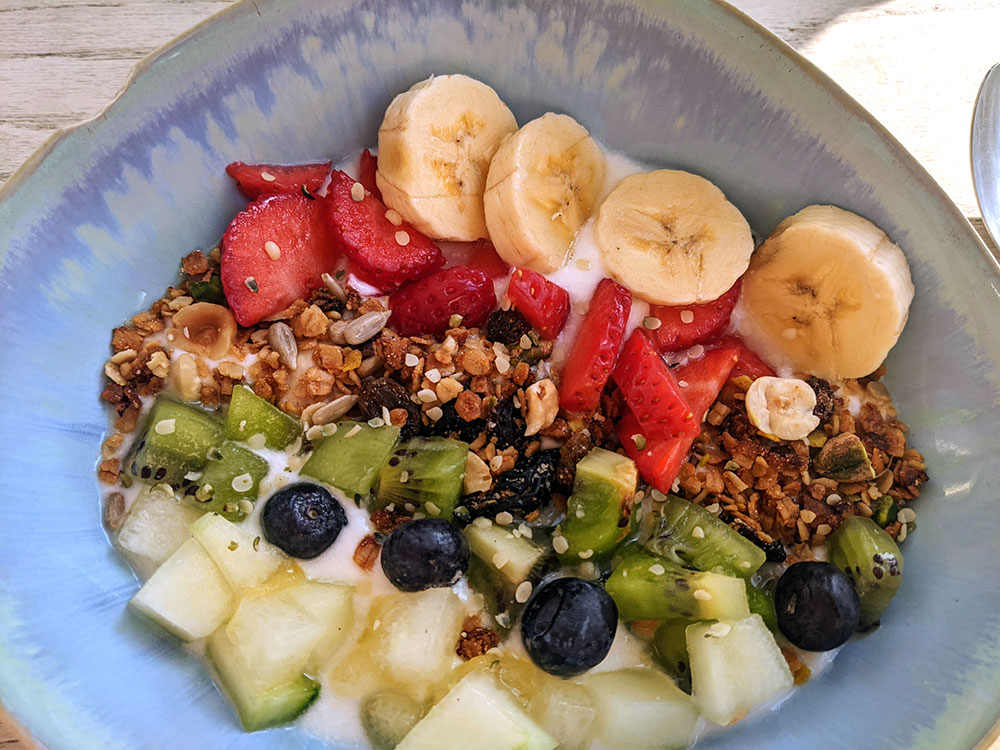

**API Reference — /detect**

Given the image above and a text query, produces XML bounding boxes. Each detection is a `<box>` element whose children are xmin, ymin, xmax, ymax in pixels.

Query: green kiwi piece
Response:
<box><xmin>829</xmin><ymin>515</ymin><xmax>903</xmax><ymax>627</ymax></box>
<box><xmin>127</xmin><ymin>398</ymin><xmax>224</xmax><ymax>489</ymax></box>
<box><xmin>183</xmin><ymin>440</ymin><xmax>269</xmax><ymax>521</ymax></box>
<box><xmin>558</xmin><ymin>448</ymin><xmax>637</xmax><ymax>561</ymax></box>
<box><xmin>360</xmin><ymin>691</ymin><xmax>425</xmax><ymax>750</ymax></box>
<box><xmin>376</xmin><ymin>437</ymin><xmax>468</xmax><ymax>519</ymax></box>
<box><xmin>744</xmin><ymin>579</ymin><xmax>778</xmax><ymax>632</ymax></box>
<box><xmin>644</xmin><ymin>495</ymin><xmax>765</xmax><ymax>579</ymax></box>
<box><xmin>301</xmin><ymin>421</ymin><xmax>400</xmax><ymax>496</ymax></box>
<box><xmin>605</xmin><ymin>548</ymin><xmax>750</xmax><ymax>622</ymax></box>
<box><xmin>226</xmin><ymin>384</ymin><xmax>301</xmax><ymax>450</ymax></box>
<box><xmin>652</xmin><ymin>619</ymin><xmax>692</xmax><ymax>693</ymax></box>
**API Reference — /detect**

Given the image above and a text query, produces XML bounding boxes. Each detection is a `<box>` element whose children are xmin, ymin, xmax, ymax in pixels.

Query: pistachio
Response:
<box><xmin>170</xmin><ymin>302</ymin><xmax>237</xmax><ymax>360</ymax></box>
<box><xmin>814</xmin><ymin>433</ymin><xmax>876</xmax><ymax>482</ymax></box>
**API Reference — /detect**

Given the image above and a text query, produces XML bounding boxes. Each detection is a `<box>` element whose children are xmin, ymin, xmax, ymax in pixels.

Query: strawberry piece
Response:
<box><xmin>326</xmin><ymin>170</ymin><xmax>444</xmax><ymax>293</ymax></box>
<box><xmin>221</xmin><ymin>192</ymin><xmax>338</xmax><ymax>326</ymax></box>
<box><xmin>358</xmin><ymin>149</ymin><xmax>382</xmax><ymax>202</ymax></box>
<box><xmin>507</xmin><ymin>268</ymin><xmax>570</xmax><ymax>339</ymax></box>
<box><xmin>558</xmin><ymin>278</ymin><xmax>632</xmax><ymax>414</ymax></box>
<box><xmin>646</xmin><ymin>280</ymin><xmax>741</xmax><ymax>353</ymax></box>
<box><xmin>225</xmin><ymin>161</ymin><xmax>332</xmax><ymax>200</ymax></box>
<box><xmin>389</xmin><ymin>266</ymin><xmax>496</xmax><ymax>337</ymax></box>
<box><xmin>616</xmin><ymin>346</ymin><xmax>738</xmax><ymax>492</ymax></box>
<box><xmin>613</xmin><ymin>331</ymin><xmax>699</xmax><ymax>440</ymax></box>
<box><xmin>618</xmin><ymin>409</ymin><xmax>692</xmax><ymax>494</ymax></box>
<box><xmin>714</xmin><ymin>335</ymin><xmax>776</xmax><ymax>379</ymax></box>
<box><xmin>441</xmin><ymin>238</ymin><xmax>511</xmax><ymax>279</ymax></box>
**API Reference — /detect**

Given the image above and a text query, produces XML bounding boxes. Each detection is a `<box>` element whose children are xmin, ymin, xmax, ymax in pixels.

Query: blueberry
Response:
<box><xmin>262</xmin><ymin>483</ymin><xmax>347</xmax><ymax>559</ymax></box>
<box><xmin>381</xmin><ymin>519</ymin><xmax>470</xmax><ymax>592</ymax></box>
<box><xmin>775</xmin><ymin>561</ymin><xmax>861</xmax><ymax>651</ymax></box>
<box><xmin>521</xmin><ymin>577</ymin><xmax>618</xmax><ymax>677</ymax></box>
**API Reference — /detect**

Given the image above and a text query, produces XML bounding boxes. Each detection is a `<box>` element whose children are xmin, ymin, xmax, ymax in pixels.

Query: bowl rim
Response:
<box><xmin>0</xmin><ymin>0</ymin><xmax>998</xmax><ymax>748</ymax></box>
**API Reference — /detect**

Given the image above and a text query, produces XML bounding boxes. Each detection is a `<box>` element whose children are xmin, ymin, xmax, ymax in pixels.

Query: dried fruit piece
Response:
<box><xmin>359</xmin><ymin>378</ymin><xmax>421</xmax><ymax>439</ymax></box>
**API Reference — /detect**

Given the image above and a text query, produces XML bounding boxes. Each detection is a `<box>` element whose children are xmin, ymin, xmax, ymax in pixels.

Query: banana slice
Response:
<box><xmin>594</xmin><ymin>169</ymin><xmax>753</xmax><ymax>305</ymax></box>
<box><xmin>740</xmin><ymin>205</ymin><xmax>914</xmax><ymax>380</ymax></box>
<box><xmin>483</xmin><ymin>113</ymin><xmax>606</xmax><ymax>273</ymax></box>
<box><xmin>745</xmin><ymin>377</ymin><xmax>820</xmax><ymax>441</ymax></box>
<box><xmin>376</xmin><ymin>74</ymin><xmax>518</xmax><ymax>241</ymax></box>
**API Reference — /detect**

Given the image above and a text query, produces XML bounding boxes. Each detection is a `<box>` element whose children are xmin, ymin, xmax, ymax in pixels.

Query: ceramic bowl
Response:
<box><xmin>2</xmin><ymin>0</ymin><xmax>1000</xmax><ymax>748</ymax></box>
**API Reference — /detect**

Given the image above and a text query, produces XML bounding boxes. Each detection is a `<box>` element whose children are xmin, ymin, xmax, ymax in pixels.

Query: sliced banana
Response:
<box><xmin>745</xmin><ymin>376</ymin><xmax>820</xmax><ymax>441</ymax></box>
<box><xmin>740</xmin><ymin>205</ymin><xmax>914</xmax><ymax>380</ymax></box>
<box><xmin>594</xmin><ymin>169</ymin><xmax>753</xmax><ymax>305</ymax></box>
<box><xmin>376</xmin><ymin>74</ymin><xmax>518</xmax><ymax>241</ymax></box>
<box><xmin>483</xmin><ymin>113</ymin><xmax>606</xmax><ymax>273</ymax></box>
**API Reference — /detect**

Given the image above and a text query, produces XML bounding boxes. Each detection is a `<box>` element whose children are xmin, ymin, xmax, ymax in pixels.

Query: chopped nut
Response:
<box><xmin>524</xmin><ymin>378</ymin><xmax>558</xmax><ymax>436</ymax></box>
<box><xmin>293</xmin><ymin>304</ymin><xmax>331</xmax><ymax>338</ymax></box>
<box><xmin>464</xmin><ymin>452</ymin><xmax>493</xmax><ymax>493</ymax></box>
<box><xmin>170</xmin><ymin>353</ymin><xmax>202</xmax><ymax>401</ymax></box>
<box><xmin>436</xmin><ymin>377</ymin><xmax>464</xmax><ymax>403</ymax></box>
<box><xmin>217</xmin><ymin>360</ymin><xmax>244</xmax><ymax>380</ymax></box>
<box><xmin>147</xmin><ymin>350</ymin><xmax>170</xmax><ymax>379</ymax></box>
<box><xmin>170</xmin><ymin>303</ymin><xmax>237</xmax><ymax>359</ymax></box>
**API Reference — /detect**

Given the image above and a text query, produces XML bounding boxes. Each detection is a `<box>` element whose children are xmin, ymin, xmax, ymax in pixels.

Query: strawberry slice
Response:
<box><xmin>507</xmin><ymin>268</ymin><xmax>570</xmax><ymax>339</ymax></box>
<box><xmin>646</xmin><ymin>280</ymin><xmax>741</xmax><ymax>353</ymax></box>
<box><xmin>441</xmin><ymin>238</ymin><xmax>511</xmax><ymax>279</ymax></box>
<box><xmin>221</xmin><ymin>192</ymin><xmax>338</xmax><ymax>326</ymax></box>
<box><xmin>617</xmin><ymin>346</ymin><xmax>739</xmax><ymax>492</ymax></box>
<box><xmin>613</xmin><ymin>331</ymin><xmax>699</xmax><ymax>440</ymax></box>
<box><xmin>326</xmin><ymin>170</ymin><xmax>444</xmax><ymax>293</ymax></box>
<box><xmin>389</xmin><ymin>266</ymin><xmax>496</xmax><ymax>337</ymax></box>
<box><xmin>675</xmin><ymin>346</ymin><xmax>740</xmax><ymax>417</ymax></box>
<box><xmin>618</xmin><ymin>409</ymin><xmax>692</xmax><ymax>494</ymax></box>
<box><xmin>358</xmin><ymin>149</ymin><xmax>382</xmax><ymax>202</ymax></box>
<box><xmin>558</xmin><ymin>278</ymin><xmax>632</xmax><ymax>414</ymax></box>
<box><xmin>714</xmin><ymin>335</ymin><xmax>775</xmax><ymax>379</ymax></box>
<box><xmin>225</xmin><ymin>161</ymin><xmax>332</xmax><ymax>200</ymax></box>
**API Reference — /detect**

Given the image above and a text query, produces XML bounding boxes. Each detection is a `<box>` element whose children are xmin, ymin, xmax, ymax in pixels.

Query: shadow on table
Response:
<box><xmin>733</xmin><ymin>0</ymin><xmax>893</xmax><ymax>48</ymax></box>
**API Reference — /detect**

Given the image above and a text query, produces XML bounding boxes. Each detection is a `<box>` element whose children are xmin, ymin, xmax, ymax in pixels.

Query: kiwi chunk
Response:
<box><xmin>558</xmin><ymin>448</ymin><xmax>638</xmax><ymax>561</ymax></box>
<box><xmin>361</xmin><ymin>691</ymin><xmax>425</xmax><ymax>750</ymax></box>
<box><xmin>184</xmin><ymin>441</ymin><xmax>269</xmax><ymax>521</ymax></box>
<box><xmin>301</xmin><ymin>421</ymin><xmax>400</xmax><ymax>496</ymax></box>
<box><xmin>127</xmin><ymin>398</ymin><xmax>224</xmax><ymax>488</ymax></box>
<box><xmin>605</xmin><ymin>548</ymin><xmax>750</xmax><ymax>622</ymax></box>
<box><xmin>645</xmin><ymin>495</ymin><xmax>765</xmax><ymax>578</ymax></box>
<box><xmin>376</xmin><ymin>437</ymin><xmax>468</xmax><ymax>519</ymax></box>
<box><xmin>829</xmin><ymin>515</ymin><xmax>903</xmax><ymax>627</ymax></box>
<box><xmin>744</xmin><ymin>579</ymin><xmax>778</xmax><ymax>632</ymax></box>
<box><xmin>653</xmin><ymin>619</ymin><xmax>692</xmax><ymax>693</ymax></box>
<box><xmin>226</xmin><ymin>384</ymin><xmax>301</xmax><ymax>449</ymax></box>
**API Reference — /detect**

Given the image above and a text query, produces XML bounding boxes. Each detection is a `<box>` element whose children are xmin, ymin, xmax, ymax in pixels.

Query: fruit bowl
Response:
<box><xmin>2</xmin><ymin>0</ymin><xmax>1000</xmax><ymax>748</ymax></box>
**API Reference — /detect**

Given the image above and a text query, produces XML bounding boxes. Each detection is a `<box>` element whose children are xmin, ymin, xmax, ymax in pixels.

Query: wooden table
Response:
<box><xmin>1</xmin><ymin>0</ymin><xmax>999</xmax><ymax>746</ymax></box>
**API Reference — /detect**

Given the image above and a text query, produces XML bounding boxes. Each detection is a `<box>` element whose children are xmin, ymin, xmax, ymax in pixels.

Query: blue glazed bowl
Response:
<box><xmin>2</xmin><ymin>1</ymin><xmax>1000</xmax><ymax>748</ymax></box>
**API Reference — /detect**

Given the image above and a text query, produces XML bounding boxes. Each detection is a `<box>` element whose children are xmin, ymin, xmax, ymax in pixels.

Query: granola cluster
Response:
<box><xmin>672</xmin><ymin>369</ymin><xmax>928</xmax><ymax>555</ymax></box>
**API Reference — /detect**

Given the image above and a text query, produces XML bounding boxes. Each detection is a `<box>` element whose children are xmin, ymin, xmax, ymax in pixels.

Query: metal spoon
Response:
<box><xmin>972</xmin><ymin>63</ymin><xmax>1000</xmax><ymax>249</ymax></box>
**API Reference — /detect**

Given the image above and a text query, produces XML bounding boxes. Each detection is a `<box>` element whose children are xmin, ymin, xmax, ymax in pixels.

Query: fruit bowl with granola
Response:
<box><xmin>97</xmin><ymin>73</ymin><xmax>928</xmax><ymax>750</ymax></box>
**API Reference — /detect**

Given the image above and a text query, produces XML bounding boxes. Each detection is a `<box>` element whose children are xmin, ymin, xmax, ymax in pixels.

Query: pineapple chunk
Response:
<box><xmin>687</xmin><ymin>614</ymin><xmax>793</xmax><ymax>725</ymax></box>
<box><xmin>129</xmin><ymin>538</ymin><xmax>233</xmax><ymax>640</ymax></box>
<box><xmin>116</xmin><ymin>486</ymin><xmax>203</xmax><ymax>579</ymax></box>
<box><xmin>580</xmin><ymin>668</ymin><xmax>698</xmax><ymax>749</ymax></box>
<box><xmin>396</xmin><ymin>671</ymin><xmax>556</xmax><ymax>750</ymax></box>
<box><xmin>370</xmin><ymin>589</ymin><xmax>465</xmax><ymax>697</ymax></box>
<box><xmin>529</xmin><ymin>678</ymin><xmax>597</xmax><ymax>750</ymax></box>
<box><xmin>189</xmin><ymin>513</ymin><xmax>285</xmax><ymax>590</ymax></box>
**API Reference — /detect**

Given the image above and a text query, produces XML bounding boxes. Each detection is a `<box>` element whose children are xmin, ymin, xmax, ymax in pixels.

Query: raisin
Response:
<box><xmin>459</xmin><ymin>449</ymin><xmax>559</xmax><ymax>521</ymax></box>
<box><xmin>808</xmin><ymin>376</ymin><xmax>836</xmax><ymax>425</ymax></box>
<box><xmin>485</xmin><ymin>309</ymin><xmax>531</xmax><ymax>348</ymax></box>
<box><xmin>308</xmin><ymin>287</ymin><xmax>346</xmax><ymax>314</ymax></box>
<box><xmin>426</xmin><ymin>401</ymin><xmax>487</xmax><ymax>443</ymax></box>
<box><xmin>358</xmin><ymin>377</ymin><xmax>421</xmax><ymax>438</ymax></box>
<box><xmin>487</xmin><ymin>397</ymin><xmax>526</xmax><ymax>450</ymax></box>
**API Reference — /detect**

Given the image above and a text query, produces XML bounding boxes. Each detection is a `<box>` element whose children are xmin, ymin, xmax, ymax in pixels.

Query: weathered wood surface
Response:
<box><xmin>1</xmin><ymin>0</ymin><xmax>999</xmax><ymax>747</ymax></box>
